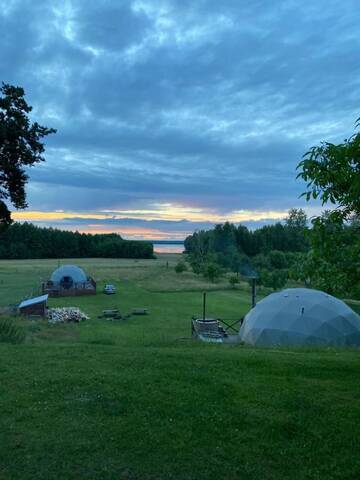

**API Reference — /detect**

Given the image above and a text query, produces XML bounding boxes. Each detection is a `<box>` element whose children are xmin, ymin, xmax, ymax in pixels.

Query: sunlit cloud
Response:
<box><xmin>12</xmin><ymin>211</ymin><xmax>109</xmax><ymax>221</ymax></box>
<box><xmin>12</xmin><ymin>203</ymin><xmax>311</xmax><ymax>240</ymax></box>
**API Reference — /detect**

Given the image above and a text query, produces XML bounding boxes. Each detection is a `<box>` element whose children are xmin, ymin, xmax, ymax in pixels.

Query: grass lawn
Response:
<box><xmin>1</xmin><ymin>256</ymin><xmax>360</xmax><ymax>480</ymax></box>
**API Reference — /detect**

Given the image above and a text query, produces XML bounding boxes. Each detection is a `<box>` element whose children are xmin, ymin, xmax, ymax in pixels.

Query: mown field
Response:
<box><xmin>1</xmin><ymin>255</ymin><xmax>360</xmax><ymax>480</ymax></box>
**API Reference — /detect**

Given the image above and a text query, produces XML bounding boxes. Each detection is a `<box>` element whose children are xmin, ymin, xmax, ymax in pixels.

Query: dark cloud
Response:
<box><xmin>75</xmin><ymin>2</ymin><xmax>150</xmax><ymax>50</ymax></box>
<box><xmin>1</xmin><ymin>0</ymin><xmax>359</xmax><ymax>235</ymax></box>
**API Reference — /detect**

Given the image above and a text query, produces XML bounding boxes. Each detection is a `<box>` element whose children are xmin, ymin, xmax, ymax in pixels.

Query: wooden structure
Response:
<box><xmin>42</xmin><ymin>265</ymin><xmax>96</xmax><ymax>297</ymax></box>
<box><xmin>191</xmin><ymin>317</ymin><xmax>226</xmax><ymax>342</ymax></box>
<box><xmin>19</xmin><ymin>294</ymin><xmax>48</xmax><ymax>317</ymax></box>
<box><xmin>191</xmin><ymin>317</ymin><xmax>243</xmax><ymax>343</ymax></box>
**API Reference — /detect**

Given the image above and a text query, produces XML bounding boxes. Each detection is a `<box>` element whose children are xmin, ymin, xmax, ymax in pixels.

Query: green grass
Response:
<box><xmin>0</xmin><ymin>256</ymin><xmax>360</xmax><ymax>480</ymax></box>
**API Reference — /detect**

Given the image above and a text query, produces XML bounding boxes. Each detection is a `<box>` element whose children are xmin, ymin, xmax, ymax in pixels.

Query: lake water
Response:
<box><xmin>153</xmin><ymin>243</ymin><xmax>184</xmax><ymax>254</ymax></box>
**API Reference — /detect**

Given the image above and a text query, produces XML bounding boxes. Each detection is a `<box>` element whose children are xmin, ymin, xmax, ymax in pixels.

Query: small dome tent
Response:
<box><xmin>239</xmin><ymin>288</ymin><xmax>360</xmax><ymax>347</ymax></box>
<box><xmin>43</xmin><ymin>265</ymin><xmax>96</xmax><ymax>297</ymax></box>
<box><xmin>51</xmin><ymin>265</ymin><xmax>87</xmax><ymax>287</ymax></box>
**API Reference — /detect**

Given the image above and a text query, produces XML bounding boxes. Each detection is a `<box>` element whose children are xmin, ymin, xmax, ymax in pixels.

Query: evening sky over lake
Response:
<box><xmin>1</xmin><ymin>0</ymin><xmax>359</xmax><ymax>239</ymax></box>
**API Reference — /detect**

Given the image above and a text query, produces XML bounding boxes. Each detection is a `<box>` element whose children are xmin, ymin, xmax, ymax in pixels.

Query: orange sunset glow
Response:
<box><xmin>11</xmin><ymin>205</ymin><xmax>292</xmax><ymax>239</ymax></box>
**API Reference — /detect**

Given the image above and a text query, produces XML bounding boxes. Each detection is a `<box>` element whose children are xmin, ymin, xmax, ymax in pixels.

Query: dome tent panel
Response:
<box><xmin>345</xmin><ymin>331</ymin><xmax>360</xmax><ymax>346</ymax></box>
<box><xmin>240</xmin><ymin>288</ymin><xmax>360</xmax><ymax>347</ymax></box>
<box><xmin>312</xmin><ymin>322</ymin><xmax>347</xmax><ymax>346</ymax></box>
<box><xmin>327</xmin><ymin>315</ymin><xmax>360</xmax><ymax>335</ymax></box>
<box><xmin>51</xmin><ymin>265</ymin><xmax>88</xmax><ymax>284</ymax></box>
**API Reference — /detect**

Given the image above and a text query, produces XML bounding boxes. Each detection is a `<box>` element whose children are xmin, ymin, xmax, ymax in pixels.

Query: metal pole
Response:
<box><xmin>203</xmin><ymin>292</ymin><xmax>206</xmax><ymax>320</ymax></box>
<box><xmin>251</xmin><ymin>279</ymin><xmax>256</xmax><ymax>308</ymax></box>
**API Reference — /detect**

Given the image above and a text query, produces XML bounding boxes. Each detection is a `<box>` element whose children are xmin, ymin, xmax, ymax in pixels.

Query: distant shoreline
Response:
<box><xmin>148</xmin><ymin>240</ymin><xmax>184</xmax><ymax>245</ymax></box>
<box><xmin>152</xmin><ymin>241</ymin><xmax>185</xmax><ymax>254</ymax></box>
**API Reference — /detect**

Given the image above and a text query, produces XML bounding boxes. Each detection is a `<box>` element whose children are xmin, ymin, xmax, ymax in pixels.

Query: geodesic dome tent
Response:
<box><xmin>50</xmin><ymin>265</ymin><xmax>87</xmax><ymax>287</ymax></box>
<box><xmin>43</xmin><ymin>265</ymin><xmax>96</xmax><ymax>297</ymax></box>
<box><xmin>239</xmin><ymin>288</ymin><xmax>360</xmax><ymax>347</ymax></box>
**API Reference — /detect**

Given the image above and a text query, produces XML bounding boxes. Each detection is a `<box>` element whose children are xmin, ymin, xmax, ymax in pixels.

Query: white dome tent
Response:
<box><xmin>43</xmin><ymin>265</ymin><xmax>96</xmax><ymax>297</ymax></box>
<box><xmin>239</xmin><ymin>288</ymin><xmax>360</xmax><ymax>347</ymax></box>
<box><xmin>50</xmin><ymin>265</ymin><xmax>88</xmax><ymax>288</ymax></box>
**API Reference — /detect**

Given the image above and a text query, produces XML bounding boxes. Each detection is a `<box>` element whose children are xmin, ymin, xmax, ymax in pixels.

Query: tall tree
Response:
<box><xmin>0</xmin><ymin>83</ymin><xmax>56</xmax><ymax>229</ymax></box>
<box><xmin>297</xmin><ymin>119</ymin><xmax>360</xmax><ymax>297</ymax></box>
<box><xmin>285</xmin><ymin>208</ymin><xmax>307</xmax><ymax>229</ymax></box>
<box><xmin>297</xmin><ymin>119</ymin><xmax>360</xmax><ymax>221</ymax></box>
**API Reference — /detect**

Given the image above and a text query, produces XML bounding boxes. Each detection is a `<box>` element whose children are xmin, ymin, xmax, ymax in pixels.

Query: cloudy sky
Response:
<box><xmin>1</xmin><ymin>0</ymin><xmax>359</xmax><ymax>239</ymax></box>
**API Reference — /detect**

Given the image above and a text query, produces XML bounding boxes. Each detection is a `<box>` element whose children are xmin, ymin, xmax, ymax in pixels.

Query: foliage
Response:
<box><xmin>229</xmin><ymin>275</ymin><xmax>239</xmax><ymax>288</ymax></box>
<box><xmin>185</xmin><ymin>210</ymin><xmax>309</xmax><ymax>263</ymax></box>
<box><xmin>258</xmin><ymin>268</ymin><xmax>288</xmax><ymax>291</ymax></box>
<box><xmin>0</xmin><ymin>222</ymin><xmax>154</xmax><ymax>259</ymax></box>
<box><xmin>268</xmin><ymin>250</ymin><xmax>288</xmax><ymax>269</ymax></box>
<box><xmin>288</xmin><ymin>252</ymin><xmax>311</xmax><ymax>285</ymax></box>
<box><xmin>184</xmin><ymin>230</ymin><xmax>212</xmax><ymax>273</ymax></box>
<box><xmin>185</xmin><ymin>210</ymin><xmax>309</xmax><ymax>290</ymax></box>
<box><xmin>300</xmin><ymin>214</ymin><xmax>360</xmax><ymax>297</ymax></box>
<box><xmin>174</xmin><ymin>260</ymin><xmax>187</xmax><ymax>274</ymax></box>
<box><xmin>0</xmin><ymin>83</ymin><xmax>56</xmax><ymax>229</ymax></box>
<box><xmin>297</xmin><ymin>119</ymin><xmax>360</xmax><ymax>298</ymax></box>
<box><xmin>0</xmin><ymin>317</ymin><xmax>25</xmax><ymax>344</ymax></box>
<box><xmin>297</xmin><ymin>120</ymin><xmax>360</xmax><ymax>221</ymax></box>
<box><xmin>202</xmin><ymin>262</ymin><xmax>222</xmax><ymax>282</ymax></box>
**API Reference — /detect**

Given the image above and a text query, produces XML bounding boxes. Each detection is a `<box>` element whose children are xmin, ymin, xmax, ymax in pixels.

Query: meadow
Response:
<box><xmin>1</xmin><ymin>255</ymin><xmax>360</xmax><ymax>480</ymax></box>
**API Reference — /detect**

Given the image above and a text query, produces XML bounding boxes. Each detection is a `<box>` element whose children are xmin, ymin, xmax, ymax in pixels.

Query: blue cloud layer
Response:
<box><xmin>1</xmin><ymin>0</ymin><xmax>359</xmax><ymax>227</ymax></box>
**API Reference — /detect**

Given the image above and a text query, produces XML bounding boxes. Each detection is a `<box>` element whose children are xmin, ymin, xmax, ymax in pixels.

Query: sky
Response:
<box><xmin>1</xmin><ymin>0</ymin><xmax>359</xmax><ymax>240</ymax></box>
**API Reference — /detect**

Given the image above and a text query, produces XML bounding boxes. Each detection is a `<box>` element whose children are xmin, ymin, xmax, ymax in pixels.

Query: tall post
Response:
<box><xmin>203</xmin><ymin>292</ymin><xmax>206</xmax><ymax>320</ymax></box>
<box><xmin>251</xmin><ymin>279</ymin><xmax>256</xmax><ymax>308</ymax></box>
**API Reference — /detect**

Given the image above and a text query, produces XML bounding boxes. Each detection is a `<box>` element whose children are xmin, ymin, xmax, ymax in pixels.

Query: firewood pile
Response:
<box><xmin>47</xmin><ymin>307</ymin><xmax>89</xmax><ymax>324</ymax></box>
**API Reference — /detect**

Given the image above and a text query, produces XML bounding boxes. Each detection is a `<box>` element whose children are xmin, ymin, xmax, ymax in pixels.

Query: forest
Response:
<box><xmin>184</xmin><ymin>208</ymin><xmax>360</xmax><ymax>299</ymax></box>
<box><xmin>0</xmin><ymin>222</ymin><xmax>154</xmax><ymax>259</ymax></box>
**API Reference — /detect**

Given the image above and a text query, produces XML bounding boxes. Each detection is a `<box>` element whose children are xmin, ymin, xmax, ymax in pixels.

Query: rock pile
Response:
<box><xmin>48</xmin><ymin>307</ymin><xmax>89</xmax><ymax>324</ymax></box>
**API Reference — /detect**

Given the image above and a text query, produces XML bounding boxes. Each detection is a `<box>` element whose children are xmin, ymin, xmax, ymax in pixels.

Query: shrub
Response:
<box><xmin>0</xmin><ymin>318</ymin><xmax>25</xmax><ymax>344</ymax></box>
<box><xmin>229</xmin><ymin>275</ymin><xmax>239</xmax><ymax>288</ymax></box>
<box><xmin>259</xmin><ymin>268</ymin><xmax>288</xmax><ymax>291</ymax></box>
<box><xmin>202</xmin><ymin>263</ymin><xmax>221</xmax><ymax>283</ymax></box>
<box><xmin>174</xmin><ymin>261</ymin><xmax>188</xmax><ymax>274</ymax></box>
<box><xmin>268</xmin><ymin>250</ymin><xmax>288</xmax><ymax>269</ymax></box>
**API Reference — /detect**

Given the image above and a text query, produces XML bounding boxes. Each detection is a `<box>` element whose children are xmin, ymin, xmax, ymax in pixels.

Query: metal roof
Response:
<box><xmin>19</xmin><ymin>294</ymin><xmax>49</xmax><ymax>309</ymax></box>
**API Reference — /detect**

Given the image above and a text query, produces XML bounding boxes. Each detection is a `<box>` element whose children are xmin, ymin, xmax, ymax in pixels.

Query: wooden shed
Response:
<box><xmin>19</xmin><ymin>294</ymin><xmax>48</xmax><ymax>317</ymax></box>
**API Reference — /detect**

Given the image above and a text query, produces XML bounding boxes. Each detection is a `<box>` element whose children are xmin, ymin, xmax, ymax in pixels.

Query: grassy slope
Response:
<box><xmin>1</xmin><ymin>256</ymin><xmax>360</xmax><ymax>480</ymax></box>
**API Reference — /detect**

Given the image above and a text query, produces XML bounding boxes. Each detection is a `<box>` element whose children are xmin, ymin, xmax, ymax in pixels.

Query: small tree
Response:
<box><xmin>175</xmin><ymin>260</ymin><xmax>187</xmax><ymax>274</ymax></box>
<box><xmin>0</xmin><ymin>83</ymin><xmax>56</xmax><ymax>229</ymax></box>
<box><xmin>270</xmin><ymin>269</ymin><xmax>288</xmax><ymax>291</ymax></box>
<box><xmin>259</xmin><ymin>268</ymin><xmax>288</xmax><ymax>291</ymax></box>
<box><xmin>229</xmin><ymin>275</ymin><xmax>239</xmax><ymax>288</ymax></box>
<box><xmin>268</xmin><ymin>250</ymin><xmax>288</xmax><ymax>269</ymax></box>
<box><xmin>202</xmin><ymin>262</ymin><xmax>221</xmax><ymax>283</ymax></box>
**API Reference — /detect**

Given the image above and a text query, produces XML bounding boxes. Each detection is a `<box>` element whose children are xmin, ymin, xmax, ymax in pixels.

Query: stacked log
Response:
<box><xmin>47</xmin><ymin>307</ymin><xmax>89</xmax><ymax>324</ymax></box>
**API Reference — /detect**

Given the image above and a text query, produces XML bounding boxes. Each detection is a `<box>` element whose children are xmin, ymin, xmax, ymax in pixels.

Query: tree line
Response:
<box><xmin>182</xmin><ymin>209</ymin><xmax>359</xmax><ymax>299</ymax></box>
<box><xmin>183</xmin><ymin>208</ymin><xmax>309</xmax><ymax>290</ymax></box>
<box><xmin>0</xmin><ymin>222</ymin><xmax>154</xmax><ymax>259</ymax></box>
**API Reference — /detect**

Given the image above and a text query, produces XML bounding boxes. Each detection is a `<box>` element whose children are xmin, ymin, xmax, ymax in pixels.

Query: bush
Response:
<box><xmin>259</xmin><ymin>268</ymin><xmax>288</xmax><ymax>291</ymax></box>
<box><xmin>268</xmin><ymin>250</ymin><xmax>288</xmax><ymax>269</ymax></box>
<box><xmin>174</xmin><ymin>261</ymin><xmax>187</xmax><ymax>274</ymax></box>
<box><xmin>202</xmin><ymin>263</ymin><xmax>222</xmax><ymax>283</ymax></box>
<box><xmin>229</xmin><ymin>275</ymin><xmax>239</xmax><ymax>288</ymax></box>
<box><xmin>0</xmin><ymin>318</ymin><xmax>25</xmax><ymax>344</ymax></box>
<box><xmin>252</xmin><ymin>253</ymin><xmax>271</xmax><ymax>270</ymax></box>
